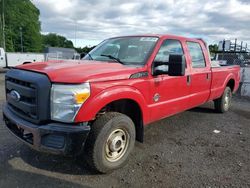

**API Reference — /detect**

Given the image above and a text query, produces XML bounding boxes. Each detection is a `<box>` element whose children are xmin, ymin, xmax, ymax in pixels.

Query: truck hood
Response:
<box><xmin>16</xmin><ymin>60</ymin><xmax>143</xmax><ymax>83</ymax></box>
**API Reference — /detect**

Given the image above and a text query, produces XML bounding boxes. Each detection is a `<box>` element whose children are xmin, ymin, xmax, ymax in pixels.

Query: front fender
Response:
<box><xmin>74</xmin><ymin>86</ymin><xmax>149</xmax><ymax>124</ymax></box>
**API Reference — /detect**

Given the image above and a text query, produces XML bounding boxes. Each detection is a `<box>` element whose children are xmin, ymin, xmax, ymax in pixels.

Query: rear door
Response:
<box><xmin>186</xmin><ymin>41</ymin><xmax>211</xmax><ymax>107</ymax></box>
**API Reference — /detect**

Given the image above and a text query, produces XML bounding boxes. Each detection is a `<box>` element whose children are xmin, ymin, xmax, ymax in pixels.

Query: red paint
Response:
<box><xmin>17</xmin><ymin>34</ymin><xmax>240</xmax><ymax>125</ymax></box>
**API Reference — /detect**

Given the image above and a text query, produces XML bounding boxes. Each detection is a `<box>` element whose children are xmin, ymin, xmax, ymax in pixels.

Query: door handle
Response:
<box><xmin>187</xmin><ymin>75</ymin><xmax>191</xmax><ymax>85</ymax></box>
<box><xmin>206</xmin><ymin>73</ymin><xmax>210</xmax><ymax>80</ymax></box>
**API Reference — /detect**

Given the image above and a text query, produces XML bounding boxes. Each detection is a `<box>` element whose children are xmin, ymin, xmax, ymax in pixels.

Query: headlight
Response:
<box><xmin>51</xmin><ymin>83</ymin><xmax>90</xmax><ymax>123</ymax></box>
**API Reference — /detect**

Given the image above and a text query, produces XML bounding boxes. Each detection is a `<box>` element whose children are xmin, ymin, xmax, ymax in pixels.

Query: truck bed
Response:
<box><xmin>209</xmin><ymin>65</ymin><xmax>240</xmax><ymax>100</ymax></box>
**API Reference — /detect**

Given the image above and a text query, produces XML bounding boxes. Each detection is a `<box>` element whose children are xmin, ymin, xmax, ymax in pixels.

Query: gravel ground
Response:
<box><xmin>0</xmin><ymin>73</ymin><xmax>249</xmax><ymax>188</ymax></box>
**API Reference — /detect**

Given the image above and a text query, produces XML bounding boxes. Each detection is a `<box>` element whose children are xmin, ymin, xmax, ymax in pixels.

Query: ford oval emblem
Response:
<box><xmin>10</xmin><ymin>90</ymin><xmax>21</xmax><ymax>102</ymax></box>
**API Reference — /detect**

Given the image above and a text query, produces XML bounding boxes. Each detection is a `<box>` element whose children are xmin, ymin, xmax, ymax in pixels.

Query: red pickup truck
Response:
<box><xmin>3</xmin><ymin>34</ymin><xmax>240</xmax><ymax>173</ymax></box>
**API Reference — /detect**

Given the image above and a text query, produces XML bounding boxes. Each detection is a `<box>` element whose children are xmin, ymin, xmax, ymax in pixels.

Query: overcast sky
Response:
<box><xmin>32</xmin><ymin>0</ymin><xmax>250</xmax><ymax>47</ymax></box>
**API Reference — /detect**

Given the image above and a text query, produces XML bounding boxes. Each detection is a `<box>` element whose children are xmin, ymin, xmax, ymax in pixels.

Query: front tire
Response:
<box><xmin>85</xmin><ymin>112</ymin><xmax>135</xmax><ymax>173</ymax></box>
<box><xmin>214</xmin><ymin>87</ymin><xmax>232</xmax><ymax>113</ymax></box>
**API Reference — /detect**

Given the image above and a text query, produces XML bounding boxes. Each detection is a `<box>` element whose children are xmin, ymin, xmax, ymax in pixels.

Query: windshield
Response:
<box><xmin>83</xmin><ymin>36</ymin><xmax>158</xmax><ymax>65</ymax></box>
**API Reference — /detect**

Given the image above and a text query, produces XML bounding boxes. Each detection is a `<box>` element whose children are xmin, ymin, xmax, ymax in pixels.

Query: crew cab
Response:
<box><xmin>3</xmin><ymin>34</ymin><xmax>240</xmax><ymax>173</ymax></box>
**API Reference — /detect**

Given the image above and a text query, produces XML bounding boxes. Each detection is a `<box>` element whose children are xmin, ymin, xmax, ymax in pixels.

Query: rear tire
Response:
<box><xmin>85</xmin><ymin>112</ymin><xmax>135</xmax><ymax>173</ymax></box>
<box><xmin>214</xmin><ymin>87</ymin><xmax>232</xmax><ymax>113</ymax></box>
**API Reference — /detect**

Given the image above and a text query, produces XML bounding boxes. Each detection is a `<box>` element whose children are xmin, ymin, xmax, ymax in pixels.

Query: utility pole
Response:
<box><xmin>2</xmin><ymin>0</ymin><xmax>6</xmax><ymax>50</ymax></box>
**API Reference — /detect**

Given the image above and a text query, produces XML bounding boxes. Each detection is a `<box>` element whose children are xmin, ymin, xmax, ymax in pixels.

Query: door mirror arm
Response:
<box><xmin>153</xmin><ymin>54</ymin><xmax>185</xmax><ymax>76</ymax></box>
<box><xmin>153</xmin><ymin>61</ymin><xmax>168</xmax><ymax>76</ymax></box>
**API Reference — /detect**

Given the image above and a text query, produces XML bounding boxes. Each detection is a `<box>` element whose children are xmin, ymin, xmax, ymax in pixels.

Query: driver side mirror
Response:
<box><xmin>168</xmin><ymin>54</ymin><xmax>185</xmax><ymax>76</ymax></box>
<box><xmin>153</xmin><ymin>54</ymin><xmax>185</xmax><ymax>76</ymax></box>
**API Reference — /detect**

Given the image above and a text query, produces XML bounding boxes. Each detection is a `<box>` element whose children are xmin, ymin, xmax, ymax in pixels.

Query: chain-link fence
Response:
<box><xmin>212</xmin><ymin>52</ymin><xmax>250</xmax><ymax>67</ymax></box>
<box><xmin>211</xmin><ymin>51</ymin><xmax>250</xmax><ymax>97</ymax></box>
<box><xmin>240</xmin><ymin>67</ymin><xmax>250</xmax><ymax>97</ymax></box>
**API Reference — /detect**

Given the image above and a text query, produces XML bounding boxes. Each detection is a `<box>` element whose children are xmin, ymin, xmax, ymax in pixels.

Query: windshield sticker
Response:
<box><xmin>140</xmin><ymin>37</ymin><xmax>158</xmax><ymax>42</ymax></box>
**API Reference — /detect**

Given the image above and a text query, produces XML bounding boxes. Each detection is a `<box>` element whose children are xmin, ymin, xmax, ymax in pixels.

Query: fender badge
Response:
<box><xmin>153</xmin><ymin>93</ymin><xmax>160</xmax><ymax>102</ymax></box>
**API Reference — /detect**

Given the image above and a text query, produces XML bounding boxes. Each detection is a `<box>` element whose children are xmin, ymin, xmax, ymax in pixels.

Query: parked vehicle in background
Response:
<box><xmin>0</xmin><ymin>48</ymin><xmax>45</xmax><ymax>68</ymax></box>
<box><xmin>0</xmin><ymin>47</ymin><xmax>81</xmax><ymax>68</ymax></box>
<box><xmin>212</xmin><ymin>39</ymin><xmax>250</xmax><ymax>67</ymax></box>
<box><xmin>3</xmin><ymin>34</ymin><xmax>240</xmax><ymax>173</ymax></box>
<box><xmin>44</xmin><ymin>47</ymin><xmax>80</xmax><ymax>61</ymax></box>
<box><xmin>213</xmin><ymin>51</ymin><xmax>250</xmax><ymax>67</ymax></box>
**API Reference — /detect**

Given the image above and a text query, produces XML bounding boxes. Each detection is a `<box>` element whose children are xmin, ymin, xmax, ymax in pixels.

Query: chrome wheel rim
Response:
<box><xmin>224</xmin><ymin>90</ymin><xmax>231</xmax><ymax>110</ymax></box>
<box><xmin>105</xmin><ymin>128</ymin><xmax>129</xmax><ymax>162</ymax></box>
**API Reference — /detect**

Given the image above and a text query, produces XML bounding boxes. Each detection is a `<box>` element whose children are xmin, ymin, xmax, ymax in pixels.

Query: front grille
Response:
<box><xmin>5</xmin><ymin>69</ymin><xmax>51</xmax><ymax>124</ymax></box>
<box><xmin>6</xmin><ymin>77</ymin><xmax>38</xmax><ymax>120</ymax></box>
<box><xmin>7</xmin><ymin>77</ymin><xmax>33</xmax><ymax>87</ymax></box>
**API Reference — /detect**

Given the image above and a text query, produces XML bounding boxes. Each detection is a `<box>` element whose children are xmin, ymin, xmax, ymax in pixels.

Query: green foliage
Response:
<box><xmin>209</xmin><ymin>44</ymin><xmax>219</xmax><ymax>52</ymax></box>
<box><xmin>0</xmin><ymin>0</ymin><xmax>91</xmax><ymax>53</ymax></box>
<box><xmin>1</xmin><ymin>0</ymin><xmax>42</xmax><ymax>52</ymax></box>
<box><xmin>0</xmin><ymin>0</ymin><xmax>76</xmax><ymax>52</ymax></box>
<box><xmin>75</xmin><ymin>46</ymin><xmax>96</xmax><ymax>54</ymax></box>
<box><xmin>42</xmin><ymin>33</ymin><xmax>74</xmax><ymax>49</ymax></box>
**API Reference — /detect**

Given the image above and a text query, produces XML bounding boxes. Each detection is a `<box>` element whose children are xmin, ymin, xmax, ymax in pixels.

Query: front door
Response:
<box><xmin>149</xmin><ymin>39</ymin><xmax>191</xmax><ymax>122</ymax></box>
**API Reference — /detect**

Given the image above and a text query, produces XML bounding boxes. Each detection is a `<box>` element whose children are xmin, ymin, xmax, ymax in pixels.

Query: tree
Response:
<box><xmin>0</xmin><ymin>0</ymin><xmax>88</xmax><ymax>52</ymax></box>
<box><xmin>42</xmin><ymin>33</ymin><xmax>74</xmax><ymax>49</ymax></box>
<box><xmin>75</xmin><ymin>46</ymin><xmax>96</xmax><ymax>54</ymax></box>
<box><xmin>0</xmin><ymin>0</ymin><xmax>5</xmax><ymax>49</ymax></box>
<box><xmin>209</xmin><ymin>44</ymin><xmax>218</xmax><ymax>52</ymax></box>
<box><xmin>0</xmin><ymin>0</ymin><xmax>42</xmax><ymax>52</ymax></box>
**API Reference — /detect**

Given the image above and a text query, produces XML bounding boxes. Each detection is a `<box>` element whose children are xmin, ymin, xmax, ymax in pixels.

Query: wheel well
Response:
<box><xmin>227</xmin><ymin>79</ymin><xmax>235</xmax><ymax>91</ymax></box>
<box><xmin>98</xmin><ymin>99</ymin><xmax>144</xmax><ymax>142</ymax></box>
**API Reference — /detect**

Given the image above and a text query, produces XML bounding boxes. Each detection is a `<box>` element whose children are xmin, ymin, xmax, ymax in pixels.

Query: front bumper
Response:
<box><xmin>3</xmin><ymin>105</ymin><xmax>90</xmax><ymax>156</ymax></box>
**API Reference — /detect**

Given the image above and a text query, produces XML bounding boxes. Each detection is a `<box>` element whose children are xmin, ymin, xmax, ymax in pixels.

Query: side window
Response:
<box><xmin>154</xmin><ymin>39</ymin><xmax>184</xmax><ymax>63</ymax></box>
<box><xmin>187</xmin><ymin>42</ymin><xmax>206</xmax><ymax>68</ymax></box>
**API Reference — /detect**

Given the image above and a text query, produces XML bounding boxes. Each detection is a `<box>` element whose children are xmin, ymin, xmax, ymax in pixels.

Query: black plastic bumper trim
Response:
<box><xmin>3</xmin><ymin>104</ymin><xmax>90</xmax><ymax>155</ymax></box>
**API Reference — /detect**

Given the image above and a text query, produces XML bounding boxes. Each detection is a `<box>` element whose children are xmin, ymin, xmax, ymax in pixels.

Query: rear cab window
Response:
<box><xmin>186</xmin><ymin>42</ymin><xmax>206</xmax><ymax>68</ymax></box>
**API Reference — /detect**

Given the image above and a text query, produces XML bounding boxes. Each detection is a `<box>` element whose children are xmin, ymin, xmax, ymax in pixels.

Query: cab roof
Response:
<box><xmin>109</xmin><ymin>34</ymin><xmax>205</xmax><ymax>43</ymax></box>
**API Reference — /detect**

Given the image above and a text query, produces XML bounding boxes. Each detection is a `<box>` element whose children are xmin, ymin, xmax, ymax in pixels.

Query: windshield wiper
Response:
<box><xmin>86</xmin><ymin>53</ymin><xmax>93</xmax><ymax>60</ymax></box>
<box><xmin>100</xmin><ymin>54</ymin><xmax>124</xmax><ymax>65</ymax></box>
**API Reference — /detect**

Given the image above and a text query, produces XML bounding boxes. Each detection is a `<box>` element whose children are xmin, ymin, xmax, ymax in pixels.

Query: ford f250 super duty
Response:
<box><xmin>3</xmin><ymin>34</ymin><xmax>240</xmax><ymax>173</ymax></box>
